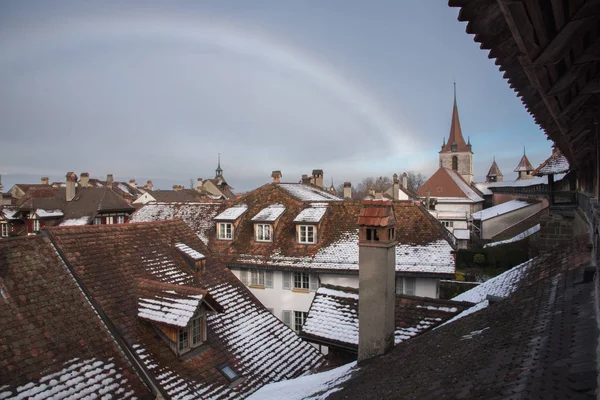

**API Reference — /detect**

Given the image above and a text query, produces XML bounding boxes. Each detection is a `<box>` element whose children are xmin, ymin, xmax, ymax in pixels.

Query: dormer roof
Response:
<box><xmin>214</xmin><ymin>204</ymin><xmax>248</xmax><ymax>221</ymax></box>
<box><xmin>440</xmin><ymin>89</ymin><xmax>470</xmax><ymax>153</ymax></box>
<box><xmin>175</xmin><ymin>242</ymin><xmax>205</xmax><ymax>260</ymax></box>
<box><xmin>251</xmin><ymin>204</ymin><xmax>286</xmax><ymax>222</ymax></box>
<box><xmin>136</xmin><ymin>278</ymin><xmax>222</xmax><ymax>328</ymax></box>
<box><xmin>533</xmin><ymin>149</ymin><xmax>570</xmax><ymax>176</ymax></box>
<box><xmin>293</xmin><ymin>203</ymin><xmax>328</xmax><ymax>223</ymax></box>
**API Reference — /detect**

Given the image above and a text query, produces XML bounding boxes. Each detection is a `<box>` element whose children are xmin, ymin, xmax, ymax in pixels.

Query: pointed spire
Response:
<box><xmin>441</xmin><ymin>82</ymin><xmax>468</xmax><ymax>153</ymax></box>
<box><xmin>523</xmin><ymin>146</ymin><xmax>526</xmax><ymax>156</ymax></box>
<box><xmin>215</xmin><ymin>153</ymin><xmax>223</xmax><ymax>178</ymax></box>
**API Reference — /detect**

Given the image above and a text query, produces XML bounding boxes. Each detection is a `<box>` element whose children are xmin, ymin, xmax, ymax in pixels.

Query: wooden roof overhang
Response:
<box><xmin>449</xmin><ymin>0</ymin><xmax>600</xmax><ymax>171</ymax></box>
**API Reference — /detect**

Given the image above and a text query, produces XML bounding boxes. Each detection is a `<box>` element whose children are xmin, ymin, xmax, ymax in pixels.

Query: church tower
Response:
<box><xmin>439</xmin><ymin>84</ymin><xmax>474</xmax><ymax>183</ymax></box>
<box><xmin>486</xmin><ymin>157</ymin><xmax>503</xmax><ymax>182</ymax></box>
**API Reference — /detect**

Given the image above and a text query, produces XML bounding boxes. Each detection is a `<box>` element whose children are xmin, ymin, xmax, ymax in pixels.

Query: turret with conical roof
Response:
<box><xmin>486</xmin><ymin>157</ymin><xmax>503</xmax><ymax>182</ymax></box>
<box><xmin>438</xmin><ymin>83</ymin><xmax>474</xmax><ymax>183</ymax></box>
<box><xmin>215</xmin><ymin>153</ymin><xmax>223</xmax><ymax>179</ymax></box>
<box><xmin>514</xmin><ymin>147</ymin><xmax>534</xmax><ymax>180</ymax></box>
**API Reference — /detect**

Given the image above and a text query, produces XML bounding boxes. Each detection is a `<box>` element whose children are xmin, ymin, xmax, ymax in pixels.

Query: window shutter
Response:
<box><xmin>266</xmin><ymin>271</ymin><xmax>274</xmax><ymax>288</ymax></box>
<box><xmin>240</xmin><ymin>269</ymin><xmax>249</xmax><ymax>285</ymax></box>
<box><xmin>309</xmin><ymin>274</ymin><xmax>318</xmax><ymax>291</ymax></box>
<box><xmin>282</xmin><ymin>310</ymin><xmax>292</xmax><ymax>327</ymax></box>
<box><xmin>282</xmin><ymin>271</ymin><xmax>291</xmax><ymax>290</ymax></box>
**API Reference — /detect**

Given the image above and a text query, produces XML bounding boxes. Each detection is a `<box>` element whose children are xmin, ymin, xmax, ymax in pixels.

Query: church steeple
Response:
<box><xmin>440</xmin><ymin>82</ymin><xmax>470</xmax><ymax>154</ymax></box>
<box><xmin>215</xmin><ymin>153</ymin><xmax>223</xmax><ymax>178</ymax></box>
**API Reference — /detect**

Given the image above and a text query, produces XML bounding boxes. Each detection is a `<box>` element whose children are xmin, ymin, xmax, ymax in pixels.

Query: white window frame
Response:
<box><xmin>106</xmin><ymin>216</ymin><xmax>114</xmax><ymax>225</ymax></box>
<box><xmin>293</xmin><ymin>311</ymin><xmax>308</xmax><ymax>332</ymax></box>
<box><xmin>117</xmin><ymin>215</ymin><xmax>125</xmax><ymax>224</ymax></box>
<box><xmin>255</xmin><ymin>223</ymin><xmax>272</xmax><ymax>242</ymax></box>
<box><xmin>1</xmin><ymin>223</ymin><xmax>8</xmax><ymax>237</ymax></box>
<box><xmin>178</xmin><ymin>312</ymin><xmax>205</xmax><ymax>353</ymax></box>
<box><xmin>178</xmin><ymin>327</ymin><xmax>189</xmax><ymax>352</ymax></box>
<box><xmin>32</xmin><ymin>219</ymin><xmax>40</xmax><ymax>232</ymax></box>
<box><xmin>93</xmin><ymin>217</ymin><xmax>102</xmax><ymax>225</ymax></box>
<box><xmin>250</xmin><ymin>269</ymin><xmax>265</xmax><ymax>287</ymax></box>
<box><xmin>293</xmin><ymin>272</ymin><xmax>310</xmax><ymax>290</ymax></box>
<box><xmin>298</xmin><ymin>225</ymin><xmax>315</xmax><ymax>244</ymax></box>
<box><xmin>217</xmin><ymin>222</ymin><xmax>233</xmax><ymax>240</ymax></box>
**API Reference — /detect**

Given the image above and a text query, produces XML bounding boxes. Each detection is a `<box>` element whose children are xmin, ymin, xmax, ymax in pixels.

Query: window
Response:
<box><xmin>178</xmin><ymin>327</ymin><xmax>189</xmax><ymax>351</ymax></box>
<box><xmin>32</xmin><ymin>219</ymin><xmax>40</xmax><ymax>232</ymax></box>
<box><xmin>298</xmin><ymin>225</ymin><xmax>315</xmax><ymax>244</ymax></box>
<box><xmin>452</xmin><ymin>156</ymin><xmax>458</xmax><ymax>171</ymax></box>
<box><xmin>219</xmin><ymin>365</ymin><xmax>239</xmax><ymax>382</ymax></box>
<box><xmin>293</xmin><ymin>272</ymin><xmax>309</xmax><ymax>290</ymax></box>
<box><xmin>442</xmin><ymin>221</ymin><xmax>454</xmax><ymax>228</ymax></box>
<box><xmin>218</xmin><ymin>223</ymin><xmax>233</xmax><ymax>240</ymax></box>
<box><xmin>403</xmin><ymin>278</ymin><xmax>416</xmax><ymax>296</ymax></box>
<box><xmin>106</xmin><ymin>216</ymin><xmax>114</xmax><ymax>225</ymax></box>
<box><xmin>255</xmin><ymin>224</ymin><xmax>272</xmax><ymax>242</ymax></box>
<box><xmin>117</xmin><ymin>215</ymin><xmax>125</xmax><ymax>224</ymax></box>
<box><xmin>251</xmin><ymin>269</ymin><xmax>265</xmax><ymax>286</ymax></box>
<box><xmin>240</xmin><ymin>268</ymin><xmax>273</xmax><ymax>288</ymax></box>
<box><xmin>388</xmin><ymin>228</ymin><xmax>395</xmax><ymax>240</ymax></box>
<box><xmin>191</xmin><ymin>315</ymin><xmax>204</xmax><ymax>346</ymax></box>
<box><xmin>366</xmin><ymin>228</ymin><xmax>379</xmax><ymax>241</ymax></box>
<box><xmin>1</xmin><ymin>223</ymin><xmax>8</xmax><ymax>237</ymax></box>
<box><xmin>93</xmin><ymin>217</ymin><xmax>101</xmax><ymax>225</ymax></box>
<box><xmin>294</xmin><ymin>311</ymin><xmax>308</xmax><ymax>332</ymax></box>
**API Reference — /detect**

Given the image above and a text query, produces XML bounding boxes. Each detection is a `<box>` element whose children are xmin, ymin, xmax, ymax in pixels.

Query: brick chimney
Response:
<box><xmin>393</xmin><ymin>173</ymin><xmax>400</xmax><ymax>201</ymax></box>
<box><xmin>401</xmin><ymin>172</ymin><xmax>408</xmax><ymax>190</ymax></box>
<box><xmin>41</xmin><ymin>177</ymin><xmax>49</xmax><ymax>185</ymax></box>
<box><xmin>271</xmin><ymin>170</ymin><xmax>282</xmax><ymax>183</ymax></box>
<box><xmin>357</xmin><ymin>200</ymin><xmax>397</xmax><ymax>362</ymax></box>
<box><xmin>343</xmin><ymin>182</ymin><xmax>352</xmax><ymax>199</ymax></box>
<box><xmin>145</xmin><ymin>180</ymin><xmax>153</xmax><ymax>190</ymax></box>
<box><xmin>312</xmin><ymin>169</ymin><xmax>324</xmax><ymax>188</ymax></box>
<box><xmin>66</xmin><ymin>172</ymin><xmax>78</xmax><ymax>202</ymax></box>
<box><xmin>196</xmin><ymin>178</ymin><xmax>203</xmax><ymax>191</ymax></box>
<box><xmin>79</xmin><ymin>173</ymin><xmax>89</xmax><ymax>187</ymax></box>
<box><xmin>106</xmin><ymin>174</ymin><xmax>114</xmax><ymax>184</ymax></box>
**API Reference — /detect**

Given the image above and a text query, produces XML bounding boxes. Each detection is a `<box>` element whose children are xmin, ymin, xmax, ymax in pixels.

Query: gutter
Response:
<box><xmin>41</xmin><ymin>229</ymin><xmax>168</xmax><ymax>400</ymax></box>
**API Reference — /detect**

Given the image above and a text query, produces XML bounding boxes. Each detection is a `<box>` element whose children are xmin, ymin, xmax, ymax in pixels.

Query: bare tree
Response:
<box><xmin>405</xmin><ymin>171</ymin><xmax>426</xmax><ymax>192</ymax></box>
<box><xmin>189</xmin><ymin>178</ymin><xmax>195</xmax><ymax>190</ymax></box>
<box><xmin>354</xmin><ymin>176</ymin><xmax>392</xmax><ymax>199</ymax></box>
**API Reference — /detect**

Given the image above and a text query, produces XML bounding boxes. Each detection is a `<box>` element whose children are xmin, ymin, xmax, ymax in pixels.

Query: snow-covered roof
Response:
<box><xmin>293</xmin><ymin>203</ymin><xmax>328</xmax><ymax>223</ymax></box>
<box><xmin>472</xmin><ymin>200</ymin><xmax>533</xmax><ymax>221</ymax></box>
<box><xmin>453</xmin><ymin>229</ymin><xmax>470</xmax><ymax>240</ymax></box>
<box><xmin>251</xmin><ymin>204</ymin><xmax>286</xmax><ymax>222</ymax></box>
<box><xmin>429</xmin><ymin>210</ymin><xmax>468</xmax><ymax>220</ymax></box>
<box><xmin>536</xmin><ymin>153</ymin><xmax>570</xmax><ymax>175</ymax></box>
<box><xmin>1</xmin><ymin>208</ymin><xmax>18</xmax><ymax>220</ymax></box>
<box><xmin>214</xmin><ymin>204</ymin><xmax>248</xmax><ymax>221</ymax></box>
<box><xmin>483</xmin><ymin>174</ymin><xmax>565</xmax><ymax>189</ymax></box>
<box><xmin>137</xmin><ymin>286</ymin><xmax>206</xmax><ymax>328</ymax></box>
<box><xmin>59</xmin><ymin>216</ymin><xmax>91</xmax><ymax>226</ymax></box>
<box><xmin>130</xmin><ymin>202</ymin><xmax>222</xmax><ymax>245</ymax></box>
<box><xmin>175</xmin><ymin>242</ymin><xmax>205</xmax><ymax>260</ymax></box>
<box><xmin>446</xmin><ymin>170</ymin><xmax>484</xmax><ymax>202</ymax></box>
<box><xmin>34</xmin><ymin>209</ymin><xmax>64</xmax><ymax>218</ymax></box>
<box><xmin>277</xmin><ymin>183</ymin><xmax>342</xmax><ymax>202</ymax></box>
<box><xmin>473</xmin><ymin>182</ymin><xmax>493</xmax><ymax>196</ymax></box>
<box><xmin>247</xmin><ymin>361</ymin><xmax>357</xmax><ymax>400</ymax></box>
<box><xmin>484</xmin><ymin>224</ymin><xmax>540</xmax><ymax>248</ymax></box>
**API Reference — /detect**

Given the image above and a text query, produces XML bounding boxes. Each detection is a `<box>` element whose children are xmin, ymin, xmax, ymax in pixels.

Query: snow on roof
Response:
<box><xmin>175</xmin><ymin>242</ymin><xmax>205</xmax><ymax>260</ymax></box>
<box><xmin>240</xmin><ymin>234</ymin><xmax>455</xmax><ymax>276</ymax></box>
<box><xmin>138</xmin><ymin>290</ymin><xmax>204</xmax><ymax>328</ymax></box>
<box><xmin>1</xmin><ymin>208</ymin><xmax>18</xmax><ymax>220</ymax></box>
<box><xmin>35</xmin><ymin>209</ymin><xmax>64</xmax><ymax>218</ymax></box>
<box><xmin>453</xmin><ymin>229</ymin><xmax>470</xmax><ymax>240</ymax></box>
<box><xmin>473</xmin><ymin>182</ymin><xmax>493</xmax><ymax>196</ymax></box>
<box><xmin>0</xmin><ymin>358</ymin><xmax>139</xmax><ymax>400</ymax></box>
<box><xmin>484</xmin><ymin>224</ymin><xmax>540</xmax><ymax>248</ymax></box>
<box><xmin>59</xmin><ymin>216</ymin><xmax>91</xmax><ymax>226</ymax></box>
<box><xmin>251</xmin><ymin>204</ymin><xmax>286</xmax><ymax>222</ymax></box>
<box><xmin>453</xmin><ymin>259</ymin><xmax>533</xmax><ymax>304</ymax></box>
<box><xmin>446</xmin><ymin>170</ymin><xmax>484</xmax><ymax>202</ymax></box>
<box><xmin>429</xmin><ymin>210</ymin><xmax>468</xmax><ymax>220</ymax></box>
<box><xmin>484</xmin><ymin>175</ymin><xmax>565</xmax><ymax>189</ymax></box>
<box><xmin>247</xmin><ymin>361</ymin><xmax>357</xmax><ymax>400</ymax></box>
<box><xmin>537</xmin><ymin>153</ymin><xmax>570</xmax><ymax>175</ymax></box>
<box><xmin>130</xmin><ymin>202</ymin><xmax>221</xmax><ymax>245</ymax></box>
<box><xmin>302</xmin><ymin>287</ymin><xmax>360</xmax><ymax>345</ymax></box>
<box><xmin>214</xmin><ymin>204</ymin><xmax>248</xmax><ymax>221</ymax></box>
<box><xmin>293</xmin><ymin>203</ymin><xmax>328</xmax><ymax>223</ymax></box>
<box><xmin>472</xmin><ymin>200</ymin><xmax>532</xmax><ymax>221</ymax></box>
<box><xmin>277</xmin><ymin>183</ymin><xmax>342</xmax><ymax>202</ymax></box>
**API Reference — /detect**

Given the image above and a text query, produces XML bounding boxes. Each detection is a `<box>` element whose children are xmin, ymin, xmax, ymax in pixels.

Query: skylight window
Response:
<box><xmin>219</xmin><ymin>364</ymin><xmax>239</xmax><ymax>382</ymax></box>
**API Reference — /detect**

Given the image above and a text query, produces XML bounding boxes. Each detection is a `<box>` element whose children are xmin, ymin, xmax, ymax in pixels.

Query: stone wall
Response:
<box><xmin>538</xmin><ymin>209</ymin><xmax>589</xmax><ymax>253</ymax></box>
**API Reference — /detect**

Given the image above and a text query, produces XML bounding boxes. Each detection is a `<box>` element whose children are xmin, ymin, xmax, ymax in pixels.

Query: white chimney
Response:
<box><xmin>41</xmin><ymin>177</ymin><xmax>49</xmax><ymax>185</ymax></box>
<box><xmin>402</xmin><ymin>172</ymin><xmax>408</xmax><ymax>190</ymax></box>
<box><xmin>343</xmin><ymin>182</ymin><xmax>352</xmax><ymax>199</ymax></box>
<box><xmin>66</xmin><ymin>172</ymin><xmax>78</xmax><ymax>202</ymax></box>
<box><xmin>106</xmin><ymin>174</ymin><xmax>114</xmax><ymax>184</ymax></box>
<box><xmin>196</xmin><ymin>178</ymin><xmax>203</xmax><ymax>191</ymax></box>
<box><xmin>393</xmin><ymin>174</ymin><xmax>399</xmax><ymax>201</ymax></box>
<box><xmin>79</xmin><ymin>173</ymin><xmax>89</xmax><ymax>187</ymax></box>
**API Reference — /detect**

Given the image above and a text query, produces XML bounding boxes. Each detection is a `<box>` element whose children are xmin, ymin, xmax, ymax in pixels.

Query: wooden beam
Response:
<box><xmin>581</xmin><ymin>78</ymin><xmax>600</xmax><ymax>94</ymax></box>
<box><xmin>577</xmin><ymin>38</ymin><xmax>600</xmax><ymax>64</ymax></box>
<box><xmin>558</xmin><ymin>93</ymin><xmax>592</xmax><ymax>118</ymax></box>
<box><xmin>547</xmin><ymin>62</ymin><xmax>595</xmax><ymax>95</ymax></box>
<box><xmin>533</xmin><ymin>16</ymin><xmax>599</xmax><ymax>65</ymax></box>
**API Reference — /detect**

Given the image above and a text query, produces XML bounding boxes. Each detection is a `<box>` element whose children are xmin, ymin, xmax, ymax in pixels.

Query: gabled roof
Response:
<box><xmin>514</xmin><ymin>154</ymin><xmax>534</xmax><ymax>172</ymax></box>
<box><xmin>533</xmin><ymin>149</ymin><xmax>570</xmax><ymax>176</ymax></box>
<box><xmin>472</xmin><ymin>199</ymin><xmax>538</xmax><ymax>221</ymax></box>
<box><xmin>328</xmin><ymin>235</ymin><xmax>594</xmax><ymax>399</ymax></box>
<box><xmin>46</xmin><ymin>220</ymin><xmax>324</xmax><ymax>398</ymax></box>
<box><xmin>486</xmin><ymin>159</ymin><xmax>503</xmax><ymax>177</ymax></box>
<box><xmin>214</xmin><ymin>204</ymin><xmax>248</xmax><ymax>221</ymax></box>
<box><xmin>440</xmin><ymin>93</ymin><xmax>470</xmax><ymax>153</ymax></box>
<box><xmin>417</xmin><ymin>168</ymin><xmax>484</xmax><ymax>202</ymax></box>
<box><xmin>276</xmin><ymin>183</ymin><xmax>342</xmax><ymax>202</ymax></box>
<box><xmin>0</xmin><ymin>236</ymin><xmax>151</xmax><ymax>399</ymax></box>
<box><xmin>293</xmin><ymin>203</ymin><xmax>328</xmax><ymax>223</ymax></box>
<box><xmin>251</xmin><ymin>204</ymin><xmax>286</xmax><ymax>222</ymax></box>
<box><xmin>300</xmin><ymin>284</ymin><xmax>472</xmax><ymax>351</ymax></box>
<box><xmin>205</xmin><ymin>184</ymin><xmax>456</xmax><ymax>277</ymax></box>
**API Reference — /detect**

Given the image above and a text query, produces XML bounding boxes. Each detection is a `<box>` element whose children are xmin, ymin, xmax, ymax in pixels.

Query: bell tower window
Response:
<box><xmin>452</xmin><ymin>156</ymin><xmax>458</xmax><ymax>171</ymax></box>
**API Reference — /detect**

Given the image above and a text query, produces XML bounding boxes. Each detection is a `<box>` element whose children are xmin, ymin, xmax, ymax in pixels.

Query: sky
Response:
<box><xmin>0</xmin><ymin>0</ymin><xmax>554</xmax><ymax>192</ymax></box>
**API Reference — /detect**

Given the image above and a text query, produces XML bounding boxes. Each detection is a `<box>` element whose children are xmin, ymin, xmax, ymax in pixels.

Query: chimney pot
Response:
<box><xmin>79</xmin><ymin>173</ymin><xmax>89</xmax><ymax>187</ymax></box>
<box><xmin>343</xmin><ymin>182</ymin><xmax>352</xmax><ymax>200</ymax></box>
<box><xmin>271</xmin><ymin>170</ymin><xmax>282</xmax><ymax>183</ymax></box>
<box><xmin>41</xmin><ymin>177</ymin><xmax>50</xmax><ymax>185</ymax></box>
<box><xmin>106</xmin><ymin>174</ymin><xmax>114</xmax><ymax>184</ymax></box>
<box><xmin>393</xmin><ymin>174</ymin><xmax>400</xmax><ymax>201</ymax></box>
<box><xmin>311</xmin><ymin>169</ymin><xmax>324</xmax><ymax>188</ymax></box>
<box><xmin>401</xmin><ymin>172</ymin><xmax>408</xmax><ymax>190</ymax></box>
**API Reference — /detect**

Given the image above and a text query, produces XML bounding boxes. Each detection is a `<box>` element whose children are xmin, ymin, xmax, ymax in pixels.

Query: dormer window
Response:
<box><xmin>366</xmin><ymin>228</ymin><xmax>379</xmax><ymax>241</ymax></box>
<box><xmin>298</xmin><ymin>225</ymin><xmax>315</xmax><ymax>244</ymax></box>
<box><xmin>255</xmin><ymin>224</ymin><xmax>272</xmax><ymax>242</ymax></box>
<box><xmin>218</xmin><ymin>222</ymin><xmax>233</xmax><ymax>240</ymax></box>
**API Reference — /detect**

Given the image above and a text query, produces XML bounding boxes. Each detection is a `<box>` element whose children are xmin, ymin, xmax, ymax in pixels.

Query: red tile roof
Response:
<box><xmin>0</xmin><ymin>236</ymin><xmax>151</xmax><ymax>398</ymax></box>
<box><xmin>440</xmin><ymin>97</ymin><xmax>470</xmax><ymax>153</ymax></box>
<box><xmin>46</xmin><ymin>220</ymin><xmax>323</xmax><ymax>398</ymax></box>
<box><xmin>417</xmin><ymin>168</ymin><xmax>484</xmax><ymax>202</ymax></box>
<box><xmin>357</xmin><ymin>200</ymin><xmax>395</xmax><ymax>227</ymax></box>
